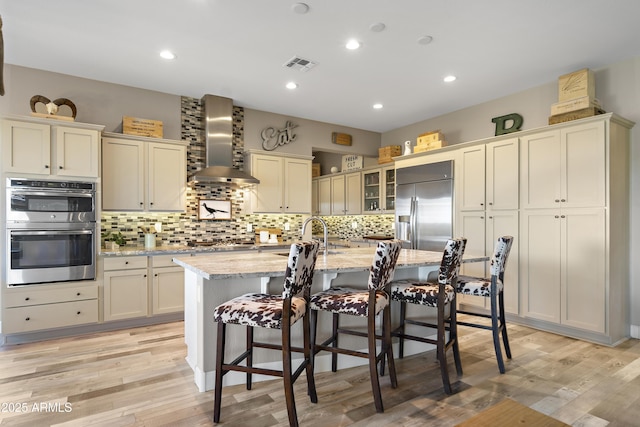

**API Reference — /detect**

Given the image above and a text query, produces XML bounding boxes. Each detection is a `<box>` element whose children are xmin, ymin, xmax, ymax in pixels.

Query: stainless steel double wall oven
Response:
<box><xmin>6</xmin><ymin>178</ymin><xmax>97</xmax><ymax>286</ymax></box>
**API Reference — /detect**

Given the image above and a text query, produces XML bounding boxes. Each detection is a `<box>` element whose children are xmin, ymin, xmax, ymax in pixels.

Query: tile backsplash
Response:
<box><xmin>100</xmin><ymin>96</ymin><xmax>395</xmax><ymax>247</ymax></box>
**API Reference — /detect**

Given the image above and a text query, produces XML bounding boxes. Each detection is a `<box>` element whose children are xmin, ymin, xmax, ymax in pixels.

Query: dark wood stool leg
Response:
<box><xmin>331</xmin><ymin>313</ymin><xmax>339</xmax><ymax>372</ymax></box>
<box><xmin>246</xmin><ymin>325</ymin><xmax>253</xmax><ymax>389</ymax></box>
<box><xmin>450</xmin><ymin>297</ymin><xmax>463</xmax><ymax>376</ymax></box>
<box><xmin>281</xmin><ymin>315</ymin><xmax>298</xmax><ymax>427</ymax></box>
<box><xmin>499</xmin><ymin>291</ymin><xmax>512</xmax><ymax>359</ymax></box>
<box><xmin>436</xmin><ymin>302</ymin><xmax>452</xmax><ymax>394</ymax></box>
<box><xmin>367</xmin><ymin>307</ymin><xmax>384</xmax><ymax>413</ymax></box>
<box><xmin>383</xmin><ymin>304</ymin><xmax>398</xmax><ymax>388</ymax></box>
<box><xmin>398</xmin><ymin>301</ymin><xmax>406</xmax><ymax>358</ymax></box>
<box><xmin>213</xmin><ymin>322</ymin><xmax>226</xmax><ymax>423</ymax></box>
<box><xmin>303</xmin><ymin>312</ymin><xmax>318</xmax><ymax>403</ymax></box>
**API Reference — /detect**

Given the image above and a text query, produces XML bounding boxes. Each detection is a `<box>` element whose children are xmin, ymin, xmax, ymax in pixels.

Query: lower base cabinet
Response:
<box><xmin>103</xmin><ymin>254</ymin><xmax>184</xmax><ymax>322</ymax></box>
<box><xmin>2</xmin><ymin>284</ymin><xmax>98</xmax><ymax>334</ymax></box>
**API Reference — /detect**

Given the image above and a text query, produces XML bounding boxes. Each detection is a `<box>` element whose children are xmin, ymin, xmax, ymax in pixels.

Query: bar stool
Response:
<box><xmin>389</xmin><ymin>237</ymin><xmax>466</xmax><ymax>394</ymax></box>
<box><xmin>309</xmin><ymin>240</ymin><xmax>402</xmax><ymax>413</ymax></box>
<box><xmin>456</xmin><ymin>235</ymin><xmax>514</xmax><ymax>374</ymax></box>
<box><xmin>212</xmin><ymin>240</ymin><xmax>320</xmax><ymax>427</ymax></box>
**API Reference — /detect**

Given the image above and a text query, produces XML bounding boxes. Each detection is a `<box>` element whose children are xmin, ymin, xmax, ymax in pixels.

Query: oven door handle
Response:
<box><xmin>9</xmin><ymin>229</ymin><xmax>94</xmax><ymax>236</ymax></box>
<box><xmin>10</xmin><ymin>190</ymin><xmax>94</xmax><ymax>197</ymax></box>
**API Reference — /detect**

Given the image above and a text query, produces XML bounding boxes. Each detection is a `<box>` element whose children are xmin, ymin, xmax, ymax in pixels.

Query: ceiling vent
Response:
<box><xmin>283</xmin><ymin>56</ymin><xmax>317</xmax><ymax>72</ymax></box>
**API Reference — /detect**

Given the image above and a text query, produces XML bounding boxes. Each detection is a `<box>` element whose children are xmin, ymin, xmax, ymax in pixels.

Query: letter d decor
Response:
<box><xmin>492</xmin><ymin>113</ymin><xmax>523</xmax><ymax>136</ymax></box>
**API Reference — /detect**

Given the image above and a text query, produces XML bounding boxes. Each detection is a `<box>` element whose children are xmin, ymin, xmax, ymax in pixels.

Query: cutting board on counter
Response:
<box><xmin>254</xmin><ymin>228</ymin><xmax>283</xmax><ymax>243</ymax></box>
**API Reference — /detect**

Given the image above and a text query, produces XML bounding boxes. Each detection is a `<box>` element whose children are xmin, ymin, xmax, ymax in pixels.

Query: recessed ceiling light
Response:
<box><xmin>417</xmin><ymin>35</ymin><xmax>433</xmax><ymax>45</ymax></box>
<box><xmin>160</xmin><ymin>50</ymin><xmax>176</xmax><ymax>60</ymax></box>
<box><xmin>346</xmin><ymin>39</ymin><xmax>361</xmax><ymax>50</ymax></box>
<box><xmin>373</xmin><ymin>103</ymin><xmax>383</xmax><ymax>109</ymax></box>
<box><xmin>286</xmin><ymin>82</ymin><xmax>298</xmax><ymax>90</ymax></box>
<box><xmin>444</xmin><ymin>75</ymin><xmax>457</xmax><ymax>83</ymax></box>
<box><xmin>369</xmin><ymin>22</ymin><xmax>386</xmax><ymax>32</ymax></box>
<box><xmin>292</xmin><ymin>2</ymin><xmax>309</xmax><ymax>14</ymax></box>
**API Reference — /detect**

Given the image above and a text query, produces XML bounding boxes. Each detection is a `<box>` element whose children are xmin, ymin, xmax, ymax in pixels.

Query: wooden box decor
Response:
<box><xmin>548</xmin><ymin>106</ymin><xmax>605</xmax><ymax>125</ymax></box>
<box><xmin>551</xmin><ymin>96</ymin><xmax>601</xmax><ymax>116</ymax></box>
<box><xmin>123</xmin><ymin>116</ymin><xmax>164</xmax><ymax>138</ymax></box>
<box><xmin>378</xmin><ymin>145</ymin><xmax>401</xmax><ymax>164</ymax></box>
<box><xmin>332</xmin><ymin>132</ymin><xmax>352</xmax><ymax>146</ymax></box>
<box><xmin>312</xmin><ymin>163</ymin><xmax>321</xmax><ymax>177</ymax></box>
<box><xmin>417</xmin><ymin>130</ymin><xmax>444</xmax><ymax>145</ymax></box>
<box><xmin>414</xmin><ymin>140</ymin><xmax>446</xmax><ymax>153</ymax></box>
<box><xmin>558</xmin><ymin>68</ymin><xmax>595</xmax><ymax>102</ymax></box>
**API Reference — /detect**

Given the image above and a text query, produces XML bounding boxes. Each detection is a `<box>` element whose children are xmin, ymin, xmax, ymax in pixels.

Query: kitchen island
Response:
<box><xmin>173</xmin><ymin>247</ymin><xmax>487</xmax><ymax>392</ymax></box>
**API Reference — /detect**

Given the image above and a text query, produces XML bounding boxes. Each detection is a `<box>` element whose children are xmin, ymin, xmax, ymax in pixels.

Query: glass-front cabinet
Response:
<box><xmin>362</xmin><ymin>165</ymin><xmax>395</xmax><ymax>213</ymax></box>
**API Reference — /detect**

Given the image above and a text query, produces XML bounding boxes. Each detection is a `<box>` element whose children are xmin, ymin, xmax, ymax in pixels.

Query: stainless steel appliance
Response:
<box><xmin>395</xmin><ymin>160</ymin><xmax>453</xmax><ymax>251</ymax></box>
<box><xmin>6</xmin><ymin>178</ymin><xmax>97</xmax><ymax>286</ymax></box>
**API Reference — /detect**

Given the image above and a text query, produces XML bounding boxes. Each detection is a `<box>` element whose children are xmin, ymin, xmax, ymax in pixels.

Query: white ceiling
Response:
<box><xmin>2</xmin><ymin>0</ymin><xmax>640</xmax><ymax>133</ymax></box>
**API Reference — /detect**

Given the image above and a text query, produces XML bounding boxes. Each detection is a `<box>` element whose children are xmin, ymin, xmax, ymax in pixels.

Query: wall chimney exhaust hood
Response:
<box><xmin>187</xmin><ymin>94</ymin><xmax>260</xmax><ymax>186</ymax></box>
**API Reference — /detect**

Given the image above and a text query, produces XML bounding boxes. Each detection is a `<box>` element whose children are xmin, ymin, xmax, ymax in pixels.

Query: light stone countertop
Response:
<box><xmin>172</xmin><ymin>247</ymin><xmax>487</xmax><ymax>280</ymax></box>
<box><xmin>99</xmin><ymin>242</ymin><xmax>291</xmax><ymax>257</ymax></box>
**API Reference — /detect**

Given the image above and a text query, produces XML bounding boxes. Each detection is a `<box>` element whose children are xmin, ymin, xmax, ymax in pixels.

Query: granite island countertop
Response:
<box><xmin>99</xmin><ymin>242</ymin><xmax>292</xmax><ymax>257</ymax></box>
<box><xmin>172</xmin><ymin>247</ymin><xmax>487</xmax><ymax>280</ymax></box>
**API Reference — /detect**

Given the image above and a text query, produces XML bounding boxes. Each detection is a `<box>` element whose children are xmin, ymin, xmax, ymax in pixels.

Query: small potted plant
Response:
<box><xmin>102</xmin><ymin>231</ymin><xmax>126</xmax><ymax>250</ymax></box>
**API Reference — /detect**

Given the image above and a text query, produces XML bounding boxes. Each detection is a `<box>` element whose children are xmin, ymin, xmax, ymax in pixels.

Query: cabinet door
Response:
<box><xmin>2</xmin><ymin>120</ymin><xmax>51</xmax><ymax>174</ymax></box>
<box><xmin>383</xmin><ymin>166</ymin><xmax>396</xmax><ymax>211</ymax></box>
<box><xmin>331</xmin><ymin>175</ymin><xmax>346</xmax><ymax>215</ymax></box>
<box><xmin>311</xmin><ymin>179</ymin><xmax>319</xmax><ymax>215</ymax></box>
<box><xmin>251</xmin><ymin>155</ymin><xmax>283</xmax><ymax>212</ymax></box>
<box><xmin>562</xmin><ymin>121</ymin><xmax>606</xmax><ymax>208</ymax></box>
<box><xmin>148</xmin><ymin>142</ymin><xmax>186</xmax><ymax>211</ymax></box>
<box><xmin>520</xmin><ymin>210</ymin><xmax>562</xmax><ymax>323</ymax></box>
<box><xmin>103</xmin><ymin>269</ymin><xmax>149</xmax><ymax>321</ymax></box>
<box><xmin>561</xmin><ymin>207</ymin><xmax>606</xmax><ymax>333</ymax></box>
<box><xmin>318</xmin><ymin>177</ymin><xmax>331</xmax><ymax>215</ymax></box>
<box><xmin>102</xmin><ymin>138</ymin><xmax>145</xmax><ymax>211</ymax></box>
<box><xmin>520</xmin><ymin>130</ymin><xmax>562</xmax><ymax>209</ymax></box>
<box><xmin>345</xmin><ymin>172</ymin><xmax>362</xmax><ymax>215</ymax></box>
<box><xmin>152</xmin><ymin>267</ymin><xmax>185</xmax><ymax>314</ymax></box>
<box><xmin>486</xmin><ymin>138</ymin><xmax>519</xmax><ymax>210</ymax></box>
<box><xmin>459</xmin><ymin>145</ymin><xmax>485</xmax><ymax>211</ymax></box>
<box><xmin>55</xmin><ymin>127</ymin><xmax>100</xmax><ymax>178</ymax></box>
<box><xmin>284</xmin><ymin>158</ymin><xmax>311</xmax><ymax>213</ymax></box>
<box><xmin>363</xmin><ymin>169</ymin><xmax>381</xmax><ymax>213</ymax></box>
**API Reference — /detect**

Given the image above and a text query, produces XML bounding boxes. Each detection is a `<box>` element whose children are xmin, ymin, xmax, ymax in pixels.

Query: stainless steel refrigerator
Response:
<box><xmin>395</xmin><ymin>160</ymin><xmax>453</xmax><ymax>251</ymax></box>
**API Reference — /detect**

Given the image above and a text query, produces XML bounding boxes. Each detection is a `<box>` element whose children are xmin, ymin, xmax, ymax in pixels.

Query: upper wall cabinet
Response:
<box><xmin>1</xmin><ymin>117</ymin><xmax>103</xmax><ymax>178</ymax></box>
<box><xmin>246</xmin><ymin>151</ymin><xmax>313</xmax><ymax>214</ymax></box>
<box><xmin>102</xmin><ymin>133</ymin><xmax>187</xmax><ymax>212</ymax></box>
<box><xmin>520</xmin><ymin>120</ymin><xmax>605</xmax><ymax>209</ymax></box>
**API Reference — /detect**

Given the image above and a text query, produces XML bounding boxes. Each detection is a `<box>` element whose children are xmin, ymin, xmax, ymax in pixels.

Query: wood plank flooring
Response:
<box><xmin>1</xmin><ymin>318</ymin><xmax>640</xmax><ymax>426</ymax></box>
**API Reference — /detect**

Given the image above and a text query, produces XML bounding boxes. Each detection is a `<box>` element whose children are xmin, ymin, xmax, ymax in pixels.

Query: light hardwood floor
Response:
<box><xmin>1</xmin><ymin>318</ymin><xmax>640</xmax><ymax>426</ymax></box>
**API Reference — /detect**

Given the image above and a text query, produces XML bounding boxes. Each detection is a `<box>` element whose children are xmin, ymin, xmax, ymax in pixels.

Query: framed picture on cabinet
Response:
<box><xmin>198</xmin><ymin>199</ymin><xmax>231</xmax><ymax>220</ymax></box>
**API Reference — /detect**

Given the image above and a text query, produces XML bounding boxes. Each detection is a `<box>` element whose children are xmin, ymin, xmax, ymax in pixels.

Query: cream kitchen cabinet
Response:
<box><xmin>519</xmin><ymin>114</ymin><xmax>633</xmax><ymax>344</ymax></box>
<box><xmin>1</xmin><ymin>117</ymin><xmax>103</xmax><ymax>178</ymax></box>
<box><xmin>103</xmin><ymin>256</ymin><xmax>149</xmax><ymax>321</ymax></box>
<box><xmin>102</xmin><ymin>133</ymin><xmax>187</xmax><ymax>212</ymax></box>
<box><xmin>246</xmin><ymin>151</ymin><xmax>313</xmax><ymax>214</ymax></box>
<box><xmin>520</xmin><ymin>208</ymin><xmax>605</xmax><ymax>332</ymax></box>
<box><xmin>331</xmin><ymin>172</ymin><xmax>361</xmax><ymax>215</ymax></box>
<box><xmin>458</xmin><ymin>138</ymin><xmax>519</xmax><ymax>211</ymax></box>
<box><xmin>520</xmin><ymin>120</ymin><xmax>605</xmax><ymax>209</ymax></box>
<box><xmin>362</xmin><ymin>165</ymin><xmax>395</xmax><ymax>214</ymax></box>
<box><xmin>316</xmin><ymin>177</ymin><xmax>331</xmax><ymax>216</ymax></box>
<box><xmin>2</xmin><ymin>282</ymin><xmax>98</xmax><ymax>334</ymax></box>
<box><xmin>150</xmin><ymin>255</ymin><xmax>184</xmax><ymax>315</ymax></box>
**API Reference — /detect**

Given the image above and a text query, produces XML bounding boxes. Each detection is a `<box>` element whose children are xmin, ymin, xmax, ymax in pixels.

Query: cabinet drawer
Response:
<box><xmin>151</xmin><ymin>254</ymin><xmax>180</xmax><ymax>268</ymax></box>
<box><xmin>4</xmin><ymin>285</ymin><xmax>98</xmax><ymax>308</ymax></box>
<box><xmin>2</xmin><ymin>300</ymin><xmax>99</xmax><ymax>334</ymax></box>
<box><xmin>104</xmin><ymin>256</ymin><xmax>148</xmax><ymax>271</ymax></box>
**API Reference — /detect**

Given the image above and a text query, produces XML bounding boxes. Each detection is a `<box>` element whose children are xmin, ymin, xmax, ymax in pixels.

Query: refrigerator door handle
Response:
<box><xmin>410</xmin><ymin>197</ymin><xmax>417</xmax><ymax>249</ymax></box>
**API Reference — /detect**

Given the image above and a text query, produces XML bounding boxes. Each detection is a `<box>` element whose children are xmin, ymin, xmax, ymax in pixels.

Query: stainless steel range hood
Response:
<box><xmin>187</xmin><ymin>94</ymin><xmax>260</xmax><ymax>186</ymax></box>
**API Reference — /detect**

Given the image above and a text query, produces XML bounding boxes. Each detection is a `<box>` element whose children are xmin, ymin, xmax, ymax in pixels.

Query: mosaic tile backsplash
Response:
<box><xmin>100</xmin><ymin>96</ymin><xmax>394</xmax><ymax>247</ymax></box>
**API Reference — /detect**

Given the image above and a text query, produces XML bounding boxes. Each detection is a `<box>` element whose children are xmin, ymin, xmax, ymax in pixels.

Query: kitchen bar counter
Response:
<box><xmin>173</xmin><ymin>247</ymin><xmax>487</xmax><ymax>392</ymax></box>
<box><xmin>99</xmin><ymin>242</ymin><xmax>291</xmax><ymax>257</ymax></box>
